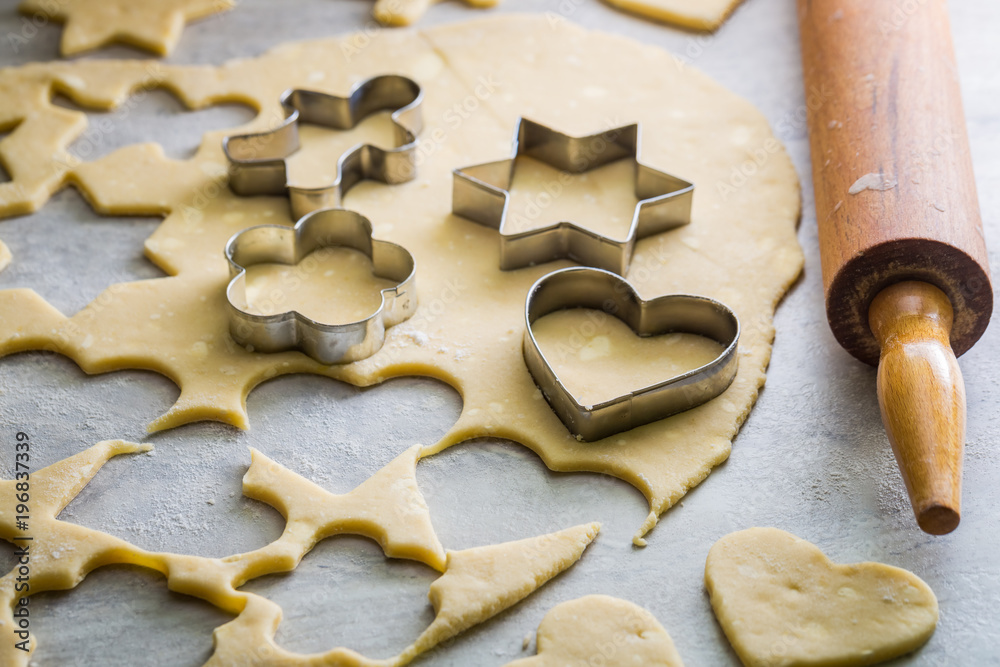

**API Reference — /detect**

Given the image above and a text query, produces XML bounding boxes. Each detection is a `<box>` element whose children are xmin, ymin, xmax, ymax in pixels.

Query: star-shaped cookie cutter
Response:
<box><xmin>224</xmin><ymin>74</ymin><xmax>423</xmax><ymax>220</ymax></box>
<box><xmin>225</xmin><ymin>208</ymin><xmax>417</xmax><ymax>365</ymax></box>
<box><xmin>452</xmin><ymin>119</ymin><xmax>694</xmax><ymax>276</ymax></box>
<box><xmin>523</xmin><ymin>267</ymin><xmax>739</xmax><ymax>441</ymax></box>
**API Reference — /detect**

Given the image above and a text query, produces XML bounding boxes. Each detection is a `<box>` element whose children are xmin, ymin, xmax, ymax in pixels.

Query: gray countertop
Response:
<box><xmin>0</xmin><ymin>0</ymin><xmax>998</xmax><ymax>665</ymax></box>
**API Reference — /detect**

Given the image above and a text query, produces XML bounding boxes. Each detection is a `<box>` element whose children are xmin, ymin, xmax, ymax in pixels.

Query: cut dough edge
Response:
<box><xmin>0</xmin><ymin>15</ymin><xmax>803</xmax><ymax>547</ymax></box>
<box><xmin>505</xmin><ymin>594</ymin><xmax>685</xmax><ymax>667</ymax></box>
<box><xmin>601</xmin><ymin>0</ymin><xmax>747</xmax><ymax>32</ymax></box>
<box><xmin>18</xmin><ymin>0</ymin><xmax>237</xmax><ymax>56</ymax></box>
<box><xmin>705</xmin><ymin>527</ymin><xmax>939</xmax><ymax>667</ymax></box>
<box><xmin>0</xmin><ymin>440</ymin><xmax>600</xmax><ymax>666</ymax></box>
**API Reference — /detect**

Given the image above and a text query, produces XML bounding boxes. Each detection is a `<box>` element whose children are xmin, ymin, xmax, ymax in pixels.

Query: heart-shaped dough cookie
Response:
<box><xmin>705</xmin><ymin>528</ymin><xmax>938</xmax><ymax>667</ymax></box>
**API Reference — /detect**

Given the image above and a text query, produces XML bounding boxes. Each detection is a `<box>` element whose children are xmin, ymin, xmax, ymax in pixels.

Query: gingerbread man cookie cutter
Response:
<box><xmin>452</xmin><ymin>119</ymin><xmax>694</xmax><ymax>276</ymax></box>
<box><xmin>523</xmin><ymin>267</ymin><xmax>739</xmax><ymax>441</ymax></box>
<box><xmin>224</xmin><ymin>74</ymin><xmax>423</xmax><ymax>220</ymax></box>
<box><xmin>225</xmin><ymin>208</ymin><xmax>417</xmax><ymax>364</ymax></box>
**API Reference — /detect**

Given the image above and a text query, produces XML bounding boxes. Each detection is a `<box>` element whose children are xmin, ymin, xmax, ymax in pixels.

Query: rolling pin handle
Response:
<box><xmin>869</xmin><ymin>281</ymin><xmax>966</xmax><ymax>535</ymax></box>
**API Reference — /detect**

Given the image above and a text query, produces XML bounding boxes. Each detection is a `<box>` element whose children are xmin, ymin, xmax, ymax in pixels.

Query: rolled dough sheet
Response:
<box><xmin>17</xmin><ymin>0</ymin><xmax>235</xmax><ymax>56</ymax></box>
<box><xmin>505</xmin><ymin>594</ymin><xmax>685</xmax><ymax>667</ymax></box>
<box><xmin>705</xmin><ymin>528</ymin><xmax>939</xmax><ymax>667</ymax></box>
<box><xmin>0</xmin><ymin>15</ymin><xmax>803</xmax><ymax>547</ymax></box>
<box><xmin>602</xmin><ymin>0</ymin><xmax>746</xmax><ymax>31</ymax></box>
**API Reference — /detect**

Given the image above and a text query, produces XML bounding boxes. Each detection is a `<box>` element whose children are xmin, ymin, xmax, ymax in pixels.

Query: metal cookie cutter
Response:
<box><xmin>523</xmin><ymin>267</ymin><xmax>740</xmax><ymax>441</ymax></box>
<box><xmin>452</xmin><ymin>118</ymin><xmax>694</xmax><ymax>276</ymax></box>
<box><xmin>225</xmin><ymin>208</ymin><xmax>416</xmax><ymax>364</ymax></box>
<box><xmin>223</xmin><ymin>74</ymin><xmax>423</xmax><ymax>220</ymax></box>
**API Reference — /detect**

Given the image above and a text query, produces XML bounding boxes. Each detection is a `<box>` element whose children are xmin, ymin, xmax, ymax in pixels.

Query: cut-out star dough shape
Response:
<box><xmin>18</xmin><ymin>0</ymin><xmax>235</xmax><ymax>56</ymax></box>
<box><xmin>705</xmin><ymin>528</ymin><xmax>939</xmax><ymax>667</ymax></box>
<box><xmin>0</xmin><ymin>439</ymin><xmax>600</xmax><ymax>665</ymax></box>
<box><xmin>600</xmin><ymin>0</ymin><xmax>746</xmax><ymax>31</ymax></box>
<box><xmin>452</xmin><ymin>118</ymin><xmax>693</xmax><ymax>275</ymax></box>
<box><xmin>505</xmin><ymin>594</ymin><xmax>685</xmax><ymax>667</ymax></box>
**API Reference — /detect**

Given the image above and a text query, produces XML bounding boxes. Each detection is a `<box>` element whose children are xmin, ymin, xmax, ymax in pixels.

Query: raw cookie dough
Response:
<box><xmin>704</xmin><ymin>528</ymin><xmax>939</xmax><ymax>667</ymax></box>
<box><xmin>602</xmin><ymin>0</ymin><xmax>746</xmax><ymax>31</ymax></box>
<box><xmin>0</xmin><ymin>239</ymin><xmax>10</xmax><ymax>272</ymax></box>
<box><xmin>505</xmin><ymin>594</ymin><xmax>685</xmax><ymax>667</ymax></box>
<box><xmin>0</xmin><ymin>440</ymin><xmax>598</xmax><ymax>665</ymax></box>
<box><xmin>531</xmin><ymin>308</ymin><xmax>724</xmax><ymax>406</ymax></box>
<box><xmin>0</xmin><ymin>15</ymin><xmax>803</xmax><ymax>545</ymax></box>
<box><xmin>373</xmin><ymin>0</ymin><xmax>500</xmax><ymax>27</ymax></box>
<box><xmin>18</xmin><ymin>0</ymin><xmax>235</xmax><ymax>56</ymax></box>
<box><xmin>243</xmin><ymin>247</ymin><xmax>397</xmax><ymax>323</ymax></box>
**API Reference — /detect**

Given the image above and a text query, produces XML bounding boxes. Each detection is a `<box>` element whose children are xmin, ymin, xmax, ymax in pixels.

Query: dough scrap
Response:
<box><xmin>0</xmin><ymin>16</ymin><xmax>803</xmax><ymax>545</ymax></box>
<box><xmin>18</xmin><ymin>0</ymin><xmax>235</xmax><ymax>56</ymax></box>
<box><xmin>0</xmin><ymin>440</ymin><xmax>596</xmax><ymax>665</ymax></box>
<box><xmin>0</xmin><ymin>240</ymin><xmax>10</xmax><ymax>273</ymax></box>
<box><xmin>704</xmin><ymin>528</ymin><xmax>939</xmax><ymax>667</ymax></box>
<box><xmin>397</xmin><ymin>522</ymin><xmax>601</xmax><ymax>663</ymax></box>
<box><xmin>601</xmin><ymin>0</ymin><xmax>746</xmax><ymax>32</ymax></box>
<box><xmin>373</xmin><ymin>0</ymin><xmax>501</xmax><ymax>27</ymax></box>
<box><xmin>505</xmin><ymin>594</ymin><xmax>684</xmax><ymax>667</ymax></box>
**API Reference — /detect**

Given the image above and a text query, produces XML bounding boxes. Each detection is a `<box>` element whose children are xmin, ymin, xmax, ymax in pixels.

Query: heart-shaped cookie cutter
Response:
<box><xmin>225</xmin><ymin>208</ymin><xmax>416</xmax><ymax>364</ymax></box>
<box><xmin>523</xmin><ymin>267</ymin><xmax>740</xmax><ymax>441</ymax></box>
<box><xmin>223</xmin><ymin>74</ymin><xmax>423</xmax><ymax>220</ymax></box>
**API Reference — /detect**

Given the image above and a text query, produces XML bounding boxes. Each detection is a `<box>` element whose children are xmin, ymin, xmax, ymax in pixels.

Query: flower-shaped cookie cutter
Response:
<box><xmin>225</xmin><ymin>208</ymin><xmax>417</xmax><ymax>364</ymax></box>
<box><xmin>523</xmin><ymin>267</ymin><xmax>740</xmax><ymax>441</ymax></box>
<box><xmin>452</xmin><ymin>118</ymin><xmax>694</xmax><ymax>276</ymax></box>
<box><xmin>224</xmin><ymin>74</ymin><xmax>423</xmax><ymax>220</ymax></box>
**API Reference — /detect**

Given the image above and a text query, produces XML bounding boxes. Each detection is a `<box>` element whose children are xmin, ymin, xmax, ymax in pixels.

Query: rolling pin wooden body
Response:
<box><xmin>798</xmin><ymin>0</ymin><xmax>992</xmax><ymax>534</ymax></box>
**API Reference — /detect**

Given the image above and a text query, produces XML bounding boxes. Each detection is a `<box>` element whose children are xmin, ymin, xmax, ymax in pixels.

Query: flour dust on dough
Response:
<box><xmin>705</xmin><ymin>528</ymin><xmax>939</xmax><ymax>667</ymax></box>
<box><xmin>18</xmin><ymin>0</ymin><xmax>235</xmax><ymax>56</ymax></box>
<box><xmin>601</xmin><ymin>0</ymin><xmax>746</xmax><ymax>31</ymax></box>
<box><xmin>0</xmin><ymin>441</ymin><xmax>598</xmax><ymax>665</ymax></box>
<box><xmin>505</xmin><ymin>594</ymin><xmax>685</xmax><ymax>667</ymax></box>
<box><xmin>0</xmin><ymin>16</ymin><xmax>802</xmax><ymax>546</ymax></box>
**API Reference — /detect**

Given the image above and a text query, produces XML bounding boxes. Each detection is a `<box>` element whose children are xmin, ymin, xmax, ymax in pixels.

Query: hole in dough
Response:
<box><xmin>0</xmin><ymin>129</ymin><xmax>11</xmax><ymax>184</ymax></box>
<box><xmin>245</xmin><ymin>374</ymin><xmax>463</xmax><ymax>493</ymax></box>
<box><xmin>60</xmin><ymin>433</ymin><xmax>285</xmax><ymax>559</ymax></box>
<box><xmin>241</xmin><ymin>535</ymin><xmax>438</xmax><ymax>659</ymax></box>
<box><xmin>30</xmin><ymin>564</ymin><xmax>233</xmax><ymax>666</ymax></box>
<box><xmin>53</xmin><ymin>88</ymin><xmax>255</xmax><ymax>161</ymax></box>
<box><xmin>0</xmin><ymin>352</ymin><xmax>178</xmax><ymax>456</ymax></box>
<box><xmin>418</xmin><ymin>439</ymin><xmax>648</xmax><ymax>550</ymax></box>
<box><xmin>0</xmin><ymin>188</ymin><xmax>164</xmax><ymax>315</ymax></box>
<box><xmin>0</xmin><ymin>541</ymin><xmax>15</xmax><ymax>574</ymax></box>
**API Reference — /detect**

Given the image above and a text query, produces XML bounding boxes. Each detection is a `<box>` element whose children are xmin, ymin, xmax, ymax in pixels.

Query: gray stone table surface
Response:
<box><xmin>0</xmin><ymin>0</ymin><xmax>997</xmax><ymax>665</ymax></box>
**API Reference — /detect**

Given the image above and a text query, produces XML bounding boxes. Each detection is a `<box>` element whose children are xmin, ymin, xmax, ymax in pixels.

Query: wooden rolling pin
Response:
<box><xmin>798</xmin><ymin>0</ymin><xmax>993</xmax><ymax>534</ymax></box>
